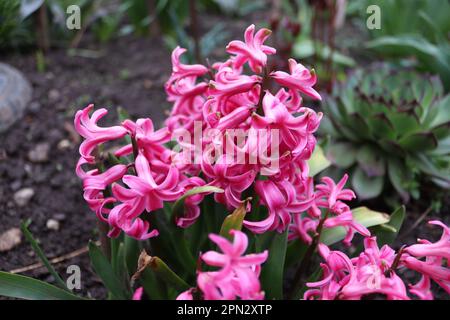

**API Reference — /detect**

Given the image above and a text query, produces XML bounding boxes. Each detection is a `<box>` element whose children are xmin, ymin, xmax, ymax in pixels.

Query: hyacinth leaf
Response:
<box><xmin>88</xmin><ymin>241</ymin><xmax>129</xmax><ymax>300</ymax></box>
<box><xmin>371</xmin><ymin>206</ymin><xmax>406</xmax><ymax>246</ymax></box>
<box><xmin>320</xmin><ymin>207</ymin><xmax>390</xmax><ymax>245</ymax></box>
<box><xmin>356</xmin><ymin>145</ymin><xmax>385</xmax><ymax>177</ymax></box>
<box><xmin>133</xmin><ymin>250</ymin><xmax>190</xmax><ymax>293</ymax></box>
<box><xmin>171</xmin><ymin>186</ymin><xmax>224</xmax><ymax>223</ymax></box>
<box><xmin>285</xmin><ymin>239</ymin><xmax>308</xmax><ymax>269</ymax></box>
<box><xmin>0</xmin><ymin>272</ymin><xmax>84</xmax><ymax>300</ymax></box>
<box><xmin>398</xmin><ymin>132</ymin><xmax>438</xmax><ymax>152</ymax></box>
<box><xmin>308</xmin><ymin>145</ymin><xmax>331</xmax><ymax>176</ymax></box>
<box><xmin>325</xmin><ymin>142</ymin><xmax>356</xmax><ymax>169</ymax></box>
<box><xmin>387</xmin><ymin>158</ymin><xmax>410</xmax><ymax>202</ymax></box>
<box><xmin>259</xmin><ymin>229</ymin><xmax>288</xmax><ymax>300</ymax></box>
<box><xmin>20</xmin><ymin>220</ymin><xmax>68</xmax><ymax>291</ymax></box>
<box><xmin>114</xmin><ymin>243</ymin><xmax>130</xmax><ymax>290</ymax></box>
<box><xmin>351</xmin><ymin>167</ymin><xmax>384</xmax><ymax>200</ymax></box>
<box><xmin>150</xmin><ymin>211</ymin><xmax>196</xmax><ymax>272</ymax></box>
<box><xmin>149</xmin><ymin>257</ymin><xmax>190</xmax><ymax>292</ymax></box>
<box><xmin>141</xmin><ymin>268</ymin><xmax>166</xmax><ymax>300</ymax></box>
<box><xmin>124</xmin><ymin>236</ymin><xmax>141</xmax><ymax>277</ymax></box>
<box><xmin>219</xmin><ymin>202</ymin><xmax>247</xmax><ymax>241</ymax></box>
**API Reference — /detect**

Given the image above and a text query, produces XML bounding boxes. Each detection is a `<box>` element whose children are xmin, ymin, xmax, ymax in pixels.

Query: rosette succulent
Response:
<box><xmin>320</xmin><ymin>64</ymin><xmax>450</xmax><ymax>201</ymax></box>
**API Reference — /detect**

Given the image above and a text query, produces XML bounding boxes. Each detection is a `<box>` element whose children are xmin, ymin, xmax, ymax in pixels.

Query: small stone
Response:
<box><xmin>48</xmin><ymin>89</ymin><xmax>60</xmax><ymax>101</ymax></box>
<box><xmin>0</xmin><ymin>228</ymin><xmax>22</xmax><ymax>252</ymax></box>
<box><xmin>10</xmin><ymin>180</ymin><xmax>22</xmax><ymax>191</ymax></box>
<box><xmin>29</xmin><ymin>101</ymin><xmax>41</xmax><ymax>113</ymax></box>
<box><xmin>28</xmin><ymin>142</ymin><xmax>50</xmax><ymax>163</ymax></box>
<box><xmin>13</xmin><ymin>188</ymin><xmax>35</xmax><ymax>207</ymax></box>
<box><xmin>57</xmin><ymin>139</ymin><xmax>71</xmax><ymax>150</ymax></box>
<box><xmin>46</xmin><ymin>219</ymin><xmax>60</xmax><ymax>231</ymax></box>
<box><xmin>53</xmin><ymin>213</ymin><xmax>66</xmax><ymax>221</ymax></box>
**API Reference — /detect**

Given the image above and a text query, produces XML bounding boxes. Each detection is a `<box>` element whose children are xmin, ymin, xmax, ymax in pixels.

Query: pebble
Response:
<box><xmin>13</xmin><ymin>188</ymin><xmax>35</xmax><ymax>207</ymax></box>
<box><xmin>46</xmin><ymin>219</ymin><xmax>60</xmax><ymax>231</ymax></box>
<box><xmin>53</xmin><ymin>213</ymin><xmax>66</xmax><ymax>221</ymax></box>
<box><xmin>48</xmin><ymin>89</ymin><xmax>60</xmax><ymax>101</ymax></box>
<box><xmin>0</xmin><ymin>228</ymin><xmax>22</xmax><ymax>252</ymax></box>
<box><xmin>28</xmin><ymin>142</ymin><xmax>50</xmax><ymax>163</ymax></box>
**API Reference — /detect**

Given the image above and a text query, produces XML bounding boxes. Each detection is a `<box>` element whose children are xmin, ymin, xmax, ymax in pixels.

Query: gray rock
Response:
<box><xmin>28</xmin><ymin>142</ymin><xmax>50</xmax><ymax>163</ymax></box>
<box><xmin>0</xmin><ymin>63</ymin><xmax>32</xmax><ymax>133</ymax></box>
<box><xmin>0</xmin><ymin>228</ymin><xmax>22</xmax><ymax>252</ymax></box>
<box><xmin>13</xmin><ymin>187</ymin><xmax>35</xmax><ymax>207</ymax></box>
<box><xmin>46</xmin><ymin>219</ymin><xmax>60</xmax><ymax>231</ymax></box>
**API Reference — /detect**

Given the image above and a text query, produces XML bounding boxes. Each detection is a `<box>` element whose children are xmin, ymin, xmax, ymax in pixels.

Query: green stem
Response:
<box><xmin>21</xmin><ymin>221</ymin><xmax>68</xmax><ymax>291</ymax></box>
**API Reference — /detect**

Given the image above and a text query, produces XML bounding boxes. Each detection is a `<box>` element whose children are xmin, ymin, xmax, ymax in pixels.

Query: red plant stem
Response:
<box><xmin>189</xmin><ymin>0</ymin><xmax>201</xmax><ymax>63</ymax></box>
<box><xmin>36</xmin><ymin>4</ymin><xmax>50</xmax><ymax>52</ymax></box>
<box><xmin>326</xmin><ymin>0</ymin><xmax>337</xmax><ymax>92</ymax></box>
<box><xmin>148</xmin><ymin>0</ymin><xmax>161</xmax><ymax>37</ymax></box>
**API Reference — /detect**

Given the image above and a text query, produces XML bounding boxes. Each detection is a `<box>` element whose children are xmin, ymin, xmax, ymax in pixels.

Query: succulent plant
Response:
<box><xmin>320</xmin><ymin>64</ymin><xmax>450</xmax><ymax>201</ymax></box>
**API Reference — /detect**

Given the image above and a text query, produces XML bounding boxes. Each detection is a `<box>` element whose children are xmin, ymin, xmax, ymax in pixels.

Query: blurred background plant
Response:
<box><xmin>349</xmin><ymin>0</ymin><xmax>450</xmax><ymax>91</ymax></box>
<box><xmin>320</xmin><ymin>63</ymin><xmax>450</xmax><ymax>205</ymax></box>
<box><xmin>0</xmin><ymin>0</ymin><xmax>245</xmax><ymax>62</ymax></box>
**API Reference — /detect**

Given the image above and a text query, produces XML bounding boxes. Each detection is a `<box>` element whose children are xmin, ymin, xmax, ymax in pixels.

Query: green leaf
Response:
<box><xmin>356</xmin><ymin>145</ymin><xmax>385</xmax><ymax>177</ymax></box>
<box><xmin>285</xmin><ymin>239</ymin><xmax>308</xmax><ymax>269</ymax></box>
<box><xmin>172</xmin><ymin>186</ymin><xmax>223</xmax><ymax>223</ymax></box>
<box><xmin>0</xmin><ymin>272</ymin><xmax>83</xmax><ymax>300</ymax></box>
<box><xmin>371</xmin><ymin>206</ymin><xmax>406</xmax><ymax>246</ymax></box>
<box><xmin>88</xmin><ymin>241</ymin><xmax>129</xmax><ymax>300</ymax></box>
<box><xmin>351</xmin><ymin>167</ymin><xmax>384</xmax><ymax>200</ymax></box>
<box><xmin>320</xmin><ymin>207</ymin><xmax>390</xmax><ymax>245</ymax></box>
<box><xmin>20</xmin><ymin>221</ymin><xmax>68</xmax><ymax>290</ymax></box>
<box><xmin>387</xmin><ymin>158</ymin><xmax>411</xmax><ymax>201</ymax></box>
<box><xmin>259</xmin><ymin>229</ymin><xmax>288</xmax><ymax>299</ymax></box>
<box><xmin>308</xmin><ymin>145</ymin><xmax>331</xmax><ymax>176</ymax></box>
<box><xmin>398</xmin><ymin>132</ymin><xmax>438</xmax><ymax>152</ymax></box>
<box><xmin>124</xmin><ymin>236</ymin><xmax>141</xmax><ymax>277</ymax></box>
<box><xmin>325</xmin><ymin>142</ymin><xmax>356</xmax><ymax>169</ymax></box>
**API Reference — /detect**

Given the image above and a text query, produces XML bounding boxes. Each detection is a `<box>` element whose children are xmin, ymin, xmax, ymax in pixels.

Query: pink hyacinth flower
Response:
<box><xmin>132</xmin><ymin>287</ymin><xmax>144</xmax><ymax>300</ymax></box>
<box><xmin>74</xmin><ymin>104</ymin><xmax>128</xmax><ymax>163</ymax></box>
<box><xmin>119</xmin><ymin>153</ymin><xmax>182</xmax><ymax>211</ymax></box>
<box><xmin>271</xmin><ymin>58</ymin><xmax>321</xmax><ymax>100</ymax></box>
<box><xmin>244</xmin><ymin>179</ymin><xmax>314</xmax><ymax>234</ymax></box>
<box><xmin>315</xmin><ymin>174</ymin><xmax>355</xmax><ymax>214</ymax></box>
<box><xmin>405</xmin><ymin>220</ymin><xmax>450</xmax><ymax>260</ymax></box>
<box><xmin>176</xmin><ymin>289</ymin><xmax>194</xmax><ymax>300</ymax></box>
<box><xmin>167</xmin><ymin>46</ymin><xmax>208</xmax><ymax>82</ymax></box>
<box><xmin>226</xmin><ymin>24</ymin><xmax>276</xmax><ymax>73</ymax></box>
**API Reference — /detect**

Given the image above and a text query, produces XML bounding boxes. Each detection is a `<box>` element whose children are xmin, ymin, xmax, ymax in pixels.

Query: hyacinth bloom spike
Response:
<box><xmin>71</xmin><ymin>24</ymin><xmax>450</xmax><ymax>301</ymax></box>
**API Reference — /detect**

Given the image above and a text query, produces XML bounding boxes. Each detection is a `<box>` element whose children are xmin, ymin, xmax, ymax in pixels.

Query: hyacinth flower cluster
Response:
<box><xmin>305</xmin><ymin>221</ymin><xmax>450</xmax><ymax>300</ymax></box>
<box><xmin>74</xmin><ymin>24</ymin><xmax>450</xmax><ymax>300</ymax></box>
